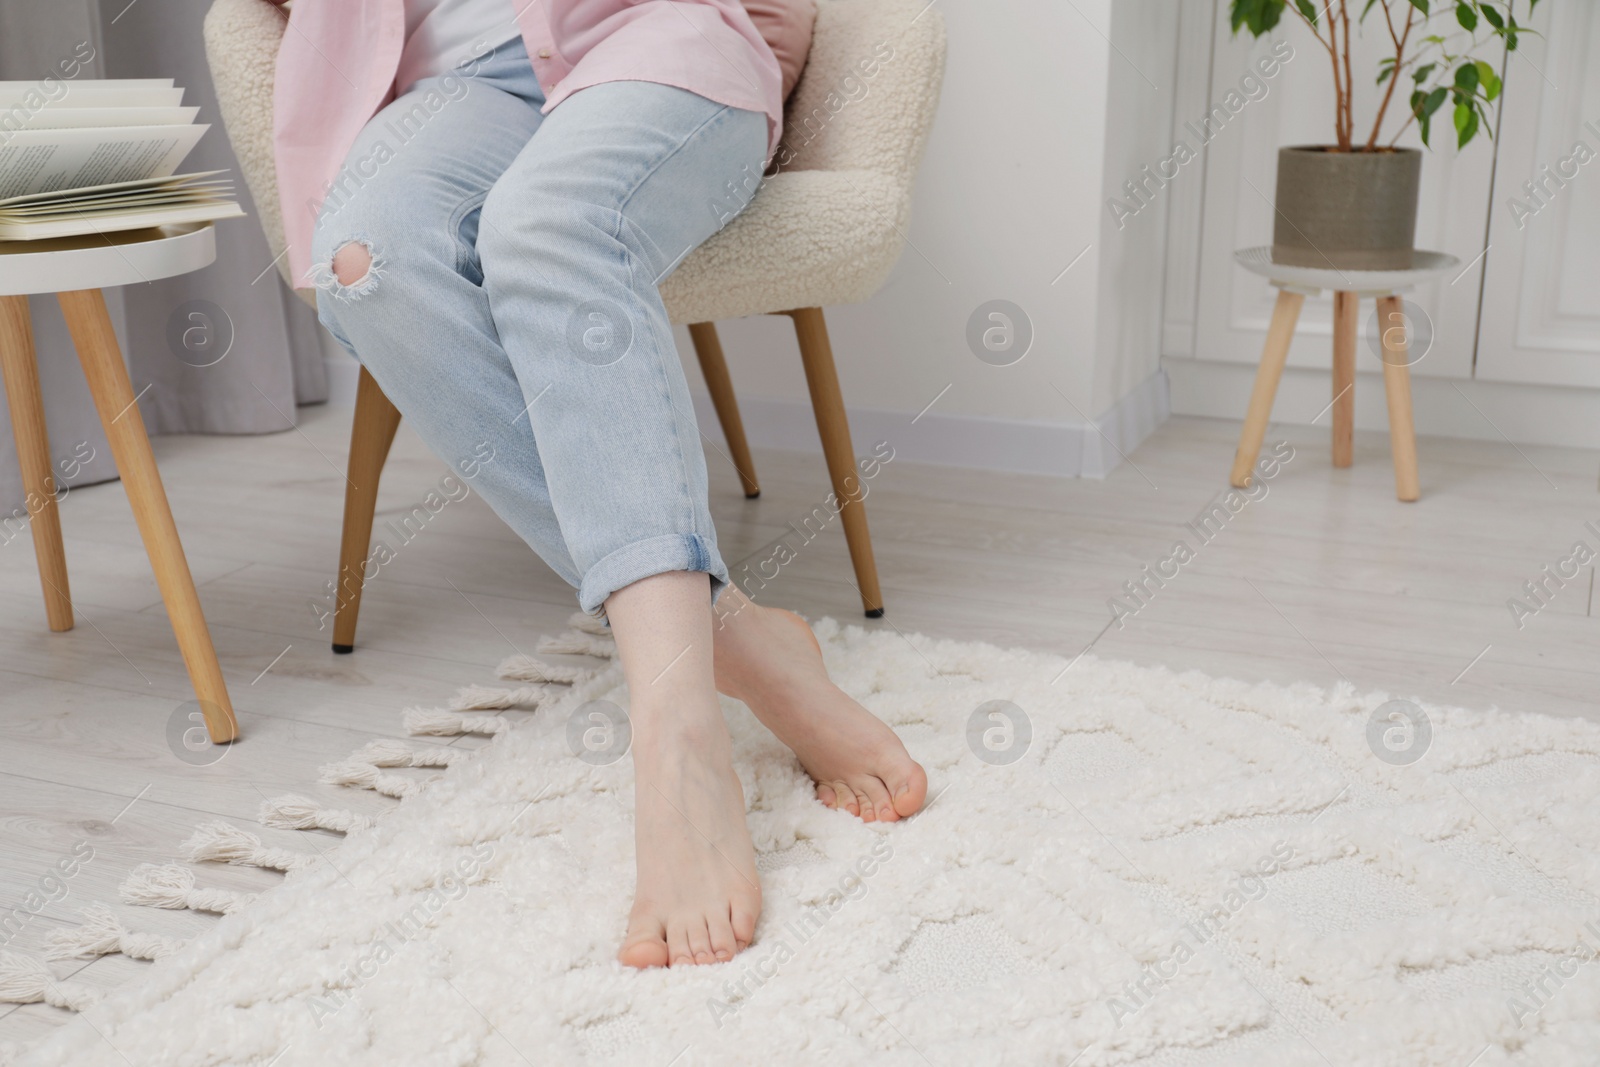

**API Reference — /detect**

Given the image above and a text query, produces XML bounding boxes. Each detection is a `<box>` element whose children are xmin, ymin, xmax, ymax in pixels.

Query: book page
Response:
<box><xmin>0</xmin><ymin>124</ymin><xmax>207</xmax><ymax>199</ymax></box>
<box><xmin>0</xmin><ymin>83</ymin><xmax>183</xmax><ymax>109</ymax></box>
<box><xmin>5</xmin><ymin>107</ymin><xmax>200</xmax><ymax>130</ymax></box>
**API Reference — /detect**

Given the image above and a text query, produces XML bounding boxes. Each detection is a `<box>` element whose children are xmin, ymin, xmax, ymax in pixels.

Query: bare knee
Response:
<box><xmin>310</xmin><ymin>237</ymin><xmax>383</xmax><ymax>300</ymax></box>
<box><xmin>332</xmin><ymin>242</ymin><xmax>373</xmax><ymax>286</ymax></box>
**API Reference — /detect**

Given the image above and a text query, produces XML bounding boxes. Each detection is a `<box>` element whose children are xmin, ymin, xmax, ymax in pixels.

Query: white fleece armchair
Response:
<box><xmin>202</xmin><ymin>0</ymin><xmax>946</xmax><ymax>637</ymax></box>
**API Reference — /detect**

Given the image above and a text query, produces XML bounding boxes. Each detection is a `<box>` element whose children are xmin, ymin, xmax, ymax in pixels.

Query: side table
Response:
<box><xmin>0</xmin><ymin>223</ymin><xmax>237</xmax><ymax>743</ymax></box>
<box><xmin>1229</xmin><ymin>247</ymin><xmax>1462</xmax><ymax>503</ymax></box>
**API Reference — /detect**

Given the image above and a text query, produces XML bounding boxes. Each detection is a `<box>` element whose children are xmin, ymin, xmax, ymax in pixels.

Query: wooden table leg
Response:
<box><xmin>0</xmin><ymin>295</ymin><xmax>73</xmax><ymax>631</ymax></box>
<box><xmin>57</xmin><ymin>288</ymin><xmax>238</xmax><ymax>743</ymax></box>
<box><xmin>1331</xmin><ymin>291</ymin><xmax>1357</xmax><ymax>469</ymax></box>
<box><xmin>1375</xmin><ymin>295</ymin><xmax>1420</xmax><ymax>503</ymax></box>
<box><xmin>1230</xmin><ymin>288</ymin><xmax>1305</xmax><ymax>489</ymax></box>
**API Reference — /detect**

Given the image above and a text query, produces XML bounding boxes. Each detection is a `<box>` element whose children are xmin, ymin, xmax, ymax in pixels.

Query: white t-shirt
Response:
<box><xmin>396</xmin><ymin>0</ymin><xmax>521</xmax><ymax>93</ymax></box>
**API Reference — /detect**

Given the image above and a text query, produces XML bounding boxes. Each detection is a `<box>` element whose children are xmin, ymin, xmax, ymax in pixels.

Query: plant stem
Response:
<box><xmin>1339</xmin><ymin>0</ymin><xmax>1355</xmax><ymax>150</ymax></box>
<box><xmin>1366</xmin><ymin>0</ymin><xmax>1415</xmax><ymax>150</ymax></box>
<box><xmin>1291</xmin><ymin>3</ymin><xmax>1344</xmax><ymax>149</ymax></box>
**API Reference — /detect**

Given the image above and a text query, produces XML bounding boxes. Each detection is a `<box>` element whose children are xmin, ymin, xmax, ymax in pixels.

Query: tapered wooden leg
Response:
<box><xmin>687</xmin><ymin>322</ymin><xmax>759</xmax><ymax>498</ymax></box>
<box><xmin>1331</xmin><ymin>290</ymin><xmax>1356</xmax><ymax>469</ymax></box>
<box><xmin>0</xmin><ymin>296</ymin><xmax>73</xmax><ymax>632</ymax></box>
<box><xmin>1230</xmin><ymin>288</ymin><xmax>1305</xmax><ymax>489</ymax></box>
<box><xmin>332</xmin><ymin>366</ymin><xmax>402</xmax><ymax>653</ymax></box>
<box><xmin>1376</xmin><ymin>295</ymin><xmax>1420</xmax><ymax>502</ymax></box>
<box><xmin>58</xmin><ymin>288</ymin><xmax>237</xmax><ymax>743</ymax></box>
<box><xmin>785</xmin><ymin>307</ymin><xmax>884</xmax><ymax>617</ymax></box>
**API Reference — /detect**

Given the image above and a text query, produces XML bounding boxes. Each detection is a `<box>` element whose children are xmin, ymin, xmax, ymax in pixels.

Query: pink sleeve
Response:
<box><xmin>741</xmin><ymin>0</ymin><xmax>816</xmax><ymax>100</ymax></box>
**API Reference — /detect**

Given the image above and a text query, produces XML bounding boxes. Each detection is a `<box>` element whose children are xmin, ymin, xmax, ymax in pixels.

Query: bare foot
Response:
<box><xmin>607</xmin><ymin>571</ymin><xmax>761</xmax><ymax>969</ymax></box>
<box><xmin>617</xmin><ymin>707</ymin><xmax>761</xmax><ymax>968</ymax></box>
<box><xmin>713</xmin><ymin>589</ymin><xmax>927</xmax><ymax>822</ymax></box>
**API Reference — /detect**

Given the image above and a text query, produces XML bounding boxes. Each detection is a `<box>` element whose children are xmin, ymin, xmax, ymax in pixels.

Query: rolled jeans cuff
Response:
<box><xmin>577</xmin><ymin>533</ymin><xmax>729</xmax><ymax>615</ymax></box>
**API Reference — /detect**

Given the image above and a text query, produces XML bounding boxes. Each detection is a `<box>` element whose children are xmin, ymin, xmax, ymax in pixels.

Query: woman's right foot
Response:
<box><xmin>618</xmin><ymin>701</ymin><xmax>761</xmax><ymax>968</ymax></box>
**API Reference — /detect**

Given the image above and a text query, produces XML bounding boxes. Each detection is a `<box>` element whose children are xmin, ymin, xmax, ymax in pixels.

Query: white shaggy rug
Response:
<box><xmin>13</xmin><ymin>619</ymin><xmax>1600</xmax><ymax>1066</ymax></box>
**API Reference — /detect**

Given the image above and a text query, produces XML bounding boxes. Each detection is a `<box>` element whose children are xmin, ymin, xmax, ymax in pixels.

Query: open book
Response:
<box><xmin>0</xmin><ymin>78</ymin><xmax>244</xmax><ymax>240</ymax></box>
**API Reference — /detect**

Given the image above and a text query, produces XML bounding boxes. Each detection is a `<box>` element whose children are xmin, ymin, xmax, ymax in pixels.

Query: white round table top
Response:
<box><xmin>0</xmin><ymin>222</ymin><xmax>216</xmax><ymax>297</ymax></box>
<box><xmin>1235</xmin><ymin>246</ymin><xmax>1462</xmax><ymax>297</ymax></box>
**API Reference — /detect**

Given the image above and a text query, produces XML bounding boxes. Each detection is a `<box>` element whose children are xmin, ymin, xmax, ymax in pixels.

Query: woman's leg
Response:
<box><xmin>476</xmin><ymin>83</ymin><xmax>772</xmax><ymax>967</ymax></box>
<box><xmin>311</xmin><ymin>47</ymin><xmax>584</xmax><ymax>589</ymax></box>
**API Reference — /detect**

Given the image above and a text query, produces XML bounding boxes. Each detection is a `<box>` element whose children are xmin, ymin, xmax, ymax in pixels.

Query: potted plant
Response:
<box><xmin>1230</xmin><ymin>0</ymin><xmax>1540</xmax><ymax>269</ymax></box>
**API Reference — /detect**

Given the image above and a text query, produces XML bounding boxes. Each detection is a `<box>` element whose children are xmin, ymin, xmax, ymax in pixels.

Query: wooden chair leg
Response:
<box><xmin>784</xmin><ymin>307</ymin><xmax>884</xmax><ymax>618</ymax></box>
<box><xmin>688</xmin><ymin>322</ymin><xmax>760</xmax><ymax>498</ymax></box>
<box><xmin>57</xmin><ymin>288</ymin><xmax>237</xmax><ymax>744</ymax></box>
<box><xmin>332</xmin><ymin>366</ymin><xmax>402</xmax><ymax>653</ymax></box>
<box><xmin>0</xmin><ymin>296</ymin><xmax>73</xmax><ymax>632</ymax></box>
<box><xmin>1230</xmin><ymin>288</ymin><xmax>1305</xmax><ymax>488</ymax></box>
<box><xmin>1376</xmin><ymin>295</ymin><xmax>1420</xmax><ymax>503</ymax></box>
<box><xmin>1331</xmin><ymin>290</ymin><xmax>1357</xmax><ymax>469</ymax></box>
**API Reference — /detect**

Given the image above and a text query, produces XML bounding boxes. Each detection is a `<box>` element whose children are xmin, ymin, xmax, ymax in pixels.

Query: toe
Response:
<box><xmin>687</xmin><ymin>917</ymin><xmax>716</xmax><ymax>965</ymax></box>
<box><xmin>829</xmin><ymin>780</ymin><xmax>859</xmax><ymax>817</ymax></box>
<box><xmin>666</xmin><ymin>919</ymin><xmax>695</xmax><ymax>968</ymax></box>
<box><xmin>816</xmin><ymin>781</ymin><xmax>839</xmax><ymax>810</ymax></box>
<box><xmin>709</xmin><ymin>908</ymin><xmax>739</xmax><ymax>962</ymax></box>
<box><xmin>851</xmin><ymin>785</ymin><xmax>877</xmax><ymax>822</ymax></box>
<box><xmin>618</xmin><ymin>913</ymin><xmax>669</xmax><ymax>969</ymax></box>
<box><xmin>889</xmin><ymin>760</ymin><xmax>929</xmax><ymax>819</ymax></box>
<box><xmin>731</xmin><ymin>903</ymin><xmax>758</xmax><ymax>950</ymax></box>
<box><xmin>853</xmin><ymin>776</ymin><xmax>896</xmax><ymax>823</ymax></box>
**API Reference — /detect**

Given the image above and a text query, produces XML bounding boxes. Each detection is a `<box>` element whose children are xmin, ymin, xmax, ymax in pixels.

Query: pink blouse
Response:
<box><xmin>272</xmin><ymin>0</ymin><xmax>815</xmax><ymax>283</ymax></box>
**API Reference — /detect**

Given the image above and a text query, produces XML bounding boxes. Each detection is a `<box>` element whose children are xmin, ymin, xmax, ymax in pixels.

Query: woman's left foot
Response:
<box><xmin>712</xmin><ymin>590</ymin><xmax>927</xmax><ymax>822</ymax></box>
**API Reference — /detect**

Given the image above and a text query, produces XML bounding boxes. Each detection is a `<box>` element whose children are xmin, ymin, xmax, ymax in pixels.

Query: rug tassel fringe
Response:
<box><xmin>495</xmin><ymin>654</ymin><xmax>592</xmax><ymax>685</ymax></box>
<box><xmin>318</xmin><ymin>760</ymin><xmax>433</xmax><ymax>798</ymax></box>
<box><xmin>354</xmin><ymin>739</ymin><xmax>462</xmax><ymax>768</ymax></box>
<box><xmin>448</xmin><ymin>683</ymin><xmax>546</xmax><ymax>711</ymax></box>
<box><xmin>120</xmin><ymin>864</ymin><xmax>256</xmax><ymax>914</ymax></box>
<box><xmin>403</xmin><ymin>708</ymin><xmax>509</xmax><ymax>737</ymax></box>
<box><xmin>181</xmin><ymin>821</ymin><xmax>318</xmax><ymax>872</ymax></box>
<box><xmin>44</xmin><ymin>905</ymin><xmax>186</xmax><ymax>962</ymax></box>
<box><xmin>259</xmin><ymin>794</ymin><xmax>375</xmax><ymax>833</ymax></box>
<box><xmin>536</xmin><ymin>631</ymin><xmax>616</xmax><ymax>658</ymax></box>
<box><xmin>0</xmin><ymin>953</ymin><xmax>99</xmax><ymax>1012</ymax></box>
<box><xmin>565</xmin><ymin>611</ymin><xmax>611</xmax><ymax>636</ymax></box>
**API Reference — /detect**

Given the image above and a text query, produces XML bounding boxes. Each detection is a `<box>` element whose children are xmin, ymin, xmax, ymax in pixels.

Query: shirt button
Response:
<box><xmin>537</xmin><ymin>48</ymin><xmax>551</xmax><ymax>59</ymax></box>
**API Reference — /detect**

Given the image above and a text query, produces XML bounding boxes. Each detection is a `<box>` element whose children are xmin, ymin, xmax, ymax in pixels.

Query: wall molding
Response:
<box><xmin>693</xmin><ymin>369</ymin><xmax>1171</xmax><ymax>480</ymax></box>
<box><xmin>327</xmin><ymin>352</ymin><xmax>1174</xmax><ymax>479</ymax></box>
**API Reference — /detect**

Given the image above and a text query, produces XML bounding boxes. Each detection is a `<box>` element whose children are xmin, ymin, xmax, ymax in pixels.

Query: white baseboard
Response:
<box><xmin>694</xmin><ymin>369</ymin><xmax>1171</xmax><ymax>479</ymax></box>
<box><xmin>323</xmin><ymin>351</ymin><xmax>1173</xmax><ymax>479</ymax></box>
<box><xmin>1166</xmin><ymin>357</ymin><xmax>1600</xmax><ymax>452</ymax></box>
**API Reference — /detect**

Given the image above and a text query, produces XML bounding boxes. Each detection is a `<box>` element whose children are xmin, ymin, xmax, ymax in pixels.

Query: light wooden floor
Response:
<box><xmin>1</xmin><ymin>402</ymin><xmax>1596</xmax><ymax>1044</ymax></box>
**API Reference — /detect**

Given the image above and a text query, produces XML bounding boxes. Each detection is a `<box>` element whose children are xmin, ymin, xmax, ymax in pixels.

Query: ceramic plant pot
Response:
<box><xmin>1272</xmin><ymin>146</ymin><xmax>1422</xmax><ymax>270</ymax></box>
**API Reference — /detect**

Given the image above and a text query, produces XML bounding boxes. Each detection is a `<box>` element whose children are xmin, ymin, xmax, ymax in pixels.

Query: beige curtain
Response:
<box><xmin>0</xmin><ymin>0</ymin><xmax>327</xmax><ymax>515</ymax></box>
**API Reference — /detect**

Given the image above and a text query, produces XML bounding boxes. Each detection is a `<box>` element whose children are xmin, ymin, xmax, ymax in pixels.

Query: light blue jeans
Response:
<box><xmin>312</xmin><ymin>38</ymin><xmax>767</xmax><ymax>613</ymax></box>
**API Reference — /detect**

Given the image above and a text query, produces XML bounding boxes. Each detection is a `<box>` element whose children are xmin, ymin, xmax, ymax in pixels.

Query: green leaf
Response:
<box><xmin>1479</xmin><ymin>4</ymin><xmax>1504</xmax><ymax>29</ymax></box>
<box><xmin>1413</xmin><ymin>62</ymin><xmax>1436</xmax><ymax>83</ymax></box>
<box><xmin>1454</xmin><ymin>62</ymin><xmax>1480</xmax><ymax>92</ymax></box>
<box><xmin>1424</xmin><ymin>86</ymin><xmax>1449</xmax><ymax>116</ymax></box>
<box><xmin>1378</xmin><ymin>66</ymin><xmax>1394</xmax><ymax>85</ymax></box>
<box><xmin>1409</xmin><ymin>0</ymin><xmax>1430</xmax><ymax>13</ymax></box>
<box><xmin>1456</xmin><ymin>102</ymin><xmax>1480</xmax><ymax>147</ymax></box>
<box><xmin>1229</xmin><ymin>0</ymin><xmax>1287</xmax><ymax>35</ymax></box>
<box><xmin>1456</xmin><ymin>2</ymin><xmax>1477</xmax><ymax>30</ymax></box>
<box><xmin>1293</xmin><ymin>0</ymin><xmax>1319</xmax><ymax>23</ymax></box>
<box><xmin>1474</xmin><ymin>60</ymin><xmax>1501</xmax><ymax>100</ymax></box>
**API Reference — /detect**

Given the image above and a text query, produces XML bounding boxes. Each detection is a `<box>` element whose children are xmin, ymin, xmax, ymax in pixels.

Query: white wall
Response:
<box><xmin>678</xmin><ymin>0</ymin><xmax>1179</xmax><ymax>476</ymax></box>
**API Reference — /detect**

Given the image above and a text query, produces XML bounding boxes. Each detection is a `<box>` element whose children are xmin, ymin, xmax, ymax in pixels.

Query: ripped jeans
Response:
<box><xmin>312</xmin><ymin>37</ymin><xmax>768</xmax><ymax>613</ymax></box>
